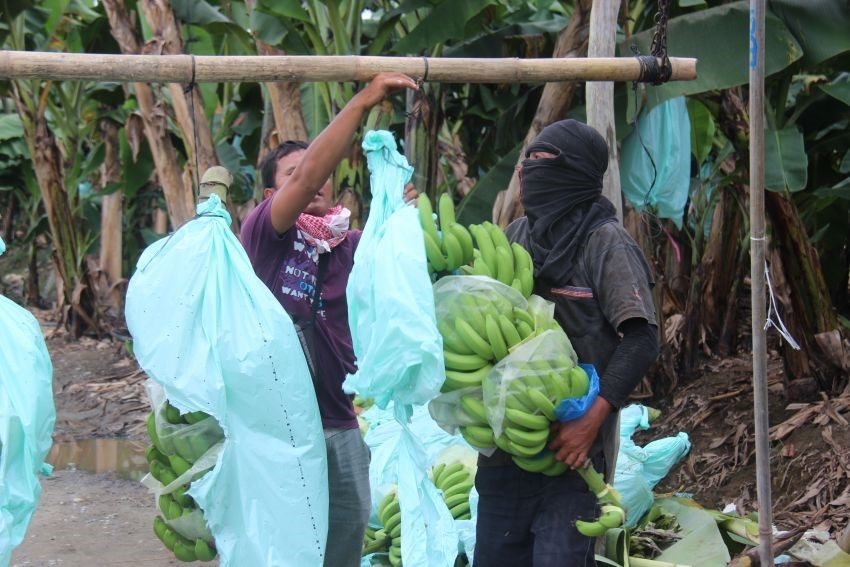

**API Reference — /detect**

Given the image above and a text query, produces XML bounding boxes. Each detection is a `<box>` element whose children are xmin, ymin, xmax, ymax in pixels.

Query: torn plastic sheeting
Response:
<box><xmin>363</xmin><ymin>403</ymin><xmax>463</xmax><ymax>566</ymax></box>
<box><xmin>614</xmin><ymin>404</ymin><xmax>691</xmax><ymax>527</ymax></box>
<box><xmin>344</xmin><ymin>130</ymin><xmax>445</xmax><ymax>416</ymax></box>
<box><xmin>0</xmin><ymin>235</ymin><xmax>56</xmax><ymax>567</ymax></box>
<box><xmin>125</xmin><ymin>195</ymin><xmax>328</xmax><ymax>566</ymax></box>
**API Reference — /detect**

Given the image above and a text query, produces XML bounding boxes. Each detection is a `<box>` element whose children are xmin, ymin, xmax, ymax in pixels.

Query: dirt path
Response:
<box><xmin>11</xmin><ymin>471</ymin><xmax>196</xmax><ymax>567</ymax></box>
<box><xmin>8</xmin><ymin>327</ymin><xmax>189</xmax><ymax>566</ymax></box>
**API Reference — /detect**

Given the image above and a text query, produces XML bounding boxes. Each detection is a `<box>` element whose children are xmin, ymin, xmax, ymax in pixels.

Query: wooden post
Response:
<box><xmin>586</xmin><ymin>0</ymin><xmax>623</xmax><ymax>223</ymax></box>
<box><xmin>749</xmin><ymin>0</ymin><xmax>774</xmax><ymax>564</ymax></box>
<box><xmin>0</xmin><ymin>51</ymin><xmax>697</xmax><ymax>84</ymax></box>
<box><xmin>493</xmin><ymin>0</ymin><xmax>593</xmax><ymax>227</ymax></box>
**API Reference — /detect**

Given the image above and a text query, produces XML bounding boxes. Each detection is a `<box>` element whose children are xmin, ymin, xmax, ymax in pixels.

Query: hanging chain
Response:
<box><xmin>648</xmin><ymin>0</ymin><xmax>671</xmax><ymax>84</ymax></box>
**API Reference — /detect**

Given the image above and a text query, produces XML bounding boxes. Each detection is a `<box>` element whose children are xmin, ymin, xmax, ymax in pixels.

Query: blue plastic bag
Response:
<box><xmin>0</xmin><ymin>235</ymin><xmax>56</xmax><ymax>567</ymax></box>
<box><xmin>620</xmin><ymin>97</ymin><xmax>692</xmax><ymax>228</ymax></box>
<box><xmin>555</xmin><ymin>363</ymin><xmax>600</xmax><ymax>422</ymax></box>
<box><xmin>125</xmin><ymin>195</ymin><xmax>328</xmax><ymax>566</ymax></box>
<box><xmin>614</xmin><ymin>404</ymin><xmax>691</xmax><ymax>526</ymax></box>
<box><xmin>344</xmin><ymin>130</ymin><xmax>445</xmax><ymax>415</ymax></box>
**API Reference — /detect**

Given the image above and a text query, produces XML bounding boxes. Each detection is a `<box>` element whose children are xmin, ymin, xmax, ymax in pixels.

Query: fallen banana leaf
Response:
<box><xmin>654</xmin><ymin>497</ymin><xmax>731</xmax><ymax>567</ymax></box>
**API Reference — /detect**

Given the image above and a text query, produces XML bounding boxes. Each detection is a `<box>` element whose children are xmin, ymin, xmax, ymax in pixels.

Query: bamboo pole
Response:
<box><xmin>0</xmin><ymin>51</ymin><xmax>697</xmax><ymax>83</ymax></box>
<box><xmin>748</xmin><ymin>0</ymin><xmax>774</xmax><ymax>565</ymax></box>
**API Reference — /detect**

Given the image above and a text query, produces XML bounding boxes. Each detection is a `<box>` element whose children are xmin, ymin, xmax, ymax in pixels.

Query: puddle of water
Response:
<box><xmin>47</xmin><ymin>438</ymin><xmax>149</xmax><ymax>481</ymax></box>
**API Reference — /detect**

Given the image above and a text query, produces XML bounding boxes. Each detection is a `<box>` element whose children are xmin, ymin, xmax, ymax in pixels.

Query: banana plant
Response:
<box><xmin>2</xmin><ymin>2</ymin><xmax>114</xmax><ymax>334</ymax></box>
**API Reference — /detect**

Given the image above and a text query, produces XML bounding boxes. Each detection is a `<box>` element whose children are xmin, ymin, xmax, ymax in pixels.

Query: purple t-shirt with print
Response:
<box><xmin>240</xmin><ymin>198</ymin><xmax>360</xmax><ymax>430</ymax></box>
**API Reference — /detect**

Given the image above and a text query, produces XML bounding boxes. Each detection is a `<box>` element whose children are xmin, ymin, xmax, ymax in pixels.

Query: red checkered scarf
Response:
<box><xmin>295</xmin><ymin>205</ymin><xmax>351</xmax><ymax>254</ymax></box>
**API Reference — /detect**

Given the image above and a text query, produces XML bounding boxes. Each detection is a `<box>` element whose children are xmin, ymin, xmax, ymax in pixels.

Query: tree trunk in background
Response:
<box><xmin>99</xmin><ymin>119</ymin><xmax>123</xmax><ymax>284</ymax></box>
<box><xmin>15</xmin><ymin>96</ymin><xmax>98</xmax><ymax>336</ymax></box>
<box><xmin>139</xmin><ymin>0</ymin><xmax>219</xmax><ymax>178</ymax></box>
<box><xmin>99</xmin><ymin>119</ymin><xmax>124</xmax><ymax>315</ymax></box>
<box><xmin>686</xmin><ymin>182</ymin><xmax>746</xmax><ymax>366</ymax></box>
<box><xmin>255</xmin><ymin>42</ymin><xmax>309</xmax><ymax>144</ymax></box>
<box><xmin>103</xmin><ymin>0</ymin><xmax>193</xmax><ymax>227</ymax></box>
<box><xmin>766</xmin><ymin>191</ymin><xmax>840</xmax><ymax>393</ymax></box>
<box><xmin>493</xmin><ymin>0</ymin><xmax>592</xmax><ymax>227</ymax></box>
<box><xmin>705</xmin><ymin>89</ymin><xmax>842</xmax><ymax>398</ymax></box>
<box><xmin>586</xmin><ymin>0</ymin><xmax>622</xmax><ymax>223</ymax></box>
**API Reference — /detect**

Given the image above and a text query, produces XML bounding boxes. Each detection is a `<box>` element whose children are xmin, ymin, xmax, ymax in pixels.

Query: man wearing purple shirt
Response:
<box><xmin>240</xmin><ymin>73</ymin><xmax>418</xmax><ymax>566</ymax></box>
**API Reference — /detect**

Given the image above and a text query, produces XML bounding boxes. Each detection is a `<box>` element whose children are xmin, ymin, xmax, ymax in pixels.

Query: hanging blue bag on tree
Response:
<box><xmin>0</xmin><ymin>236</ymin><xmax>56</xmax><ymax>567</ymax></box>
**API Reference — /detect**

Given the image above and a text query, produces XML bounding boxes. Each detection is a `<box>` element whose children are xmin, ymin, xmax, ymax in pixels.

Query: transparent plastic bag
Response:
<box><xmin>433</xmin><ymin>276</ymin><xmax>527</xmax><ymax>339</ymax></box>
<box><xmin>428</xmin><ymin>387</ymin><xmax>497</xmax><ymax>457</ymax></box>
<box><xmin>364</xmin><ymin>404</ymin><xmax>461</xmax><ymax>566</ymax></box>
<box><xmin>482</xmin><ymin>329</ymin><xmax>577</xmax><ymax>437</ymax></box>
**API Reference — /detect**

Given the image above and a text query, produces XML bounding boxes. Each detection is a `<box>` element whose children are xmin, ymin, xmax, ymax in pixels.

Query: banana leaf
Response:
<box><xmin>653</xmin><ymin>497</ymin><xmax>731</xmax><ymax>567</ymax></box>
<box><xmin>619</xmin><ymin>2</ymin><xmax>802</xmax><ymax>113</ymax></box>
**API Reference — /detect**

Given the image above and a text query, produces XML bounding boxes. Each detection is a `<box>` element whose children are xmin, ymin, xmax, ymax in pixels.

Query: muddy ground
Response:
<box><xmin>9</xmin><ymin>315</ymin><xmax>850</xmax><ymax>565</ymax></box>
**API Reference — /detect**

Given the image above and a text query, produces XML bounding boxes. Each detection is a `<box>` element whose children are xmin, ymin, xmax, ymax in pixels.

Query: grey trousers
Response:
<box><xmin>323</xmin><ymin>427</ymin><xmax>371</xmax><ymax>567</ymax></box>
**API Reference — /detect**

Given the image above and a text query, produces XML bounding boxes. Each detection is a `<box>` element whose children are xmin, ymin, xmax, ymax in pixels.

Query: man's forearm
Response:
<box><xmin>598</xmin><ymin>318</ymin><xmax>659</xmax><ymax>409</ymax></box>
<box><xmin>288</xmin><ymin>94</ymin><xmax>371</xmax><ymax>197</ymax></box>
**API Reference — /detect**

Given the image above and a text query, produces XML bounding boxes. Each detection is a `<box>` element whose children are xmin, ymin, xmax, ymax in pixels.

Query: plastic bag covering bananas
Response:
<box><xmin>418</xmin><ymin>195</ymin><xmax>534</xmax><ymax>298</ymax></box>
<box><xmin>147</xmin><ymin>401</ymin><xmax>223</xmax><ymax>562</ymax></box>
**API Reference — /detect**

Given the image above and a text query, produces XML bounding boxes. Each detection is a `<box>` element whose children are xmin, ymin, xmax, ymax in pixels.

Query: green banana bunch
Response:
<box><xmin>463</xmin><ymin>223</ymin><xmax>534</xmax><ymax>298</ymax></box>
<box><xmin>575</xmin><ymin>505</ymin><xmax>627</xmax><ymax>537</ymax></box>
<box><xmin>431</xmin><ymin>462</ymin><xmax>474</xmax><ymax>521</ymax></box>
<box><xmin>570</xmin><ymin>460</ymin><xmax>627</xmax><ymax>538</ymax></box>
<box><xmin>153</xmin><ymin>516</ymin><xmax>217</xmax><ymax>562</ymax></box>
<box><xmin>146</xmin><ymin>403</ymin><xmax>224</xmax><ymax>563</ymax></box>
<box><xmin>376</xmin><ymin>489</ymin><xmax>403</xmax><ymax>565</ymax></box>
<box><xmin>361</xmin><ymin>524</ymin><xmax>390</xmax><ymax>556</ymax></box>
<box><xmin>418</xmin><ymin>193</ymin><xmax>475</xmax><ymax>278</ymax></box>
<box><xmin>512</xmin><ymin>450</ymin><xmax>567</xmax><ymax>477</ymax></box>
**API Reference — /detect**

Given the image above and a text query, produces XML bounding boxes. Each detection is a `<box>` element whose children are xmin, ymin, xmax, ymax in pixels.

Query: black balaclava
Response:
<box><xmin>520</xmin><ymin>119</ymin><xmax>618</xmax><ymax>285</ymax></box>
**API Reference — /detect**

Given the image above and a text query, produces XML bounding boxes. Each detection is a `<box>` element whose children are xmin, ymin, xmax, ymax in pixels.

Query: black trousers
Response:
<box><xmin>473</xmin><ymin>462</ymin><xmax>599</xmax><ymax>567</ymax></box>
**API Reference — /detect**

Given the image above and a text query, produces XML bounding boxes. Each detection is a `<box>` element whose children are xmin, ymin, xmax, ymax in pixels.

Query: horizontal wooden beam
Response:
<box><xmin>0</xmin><ymin>51</ymin><xmax>697</xmax><ymax>83</ymax></box>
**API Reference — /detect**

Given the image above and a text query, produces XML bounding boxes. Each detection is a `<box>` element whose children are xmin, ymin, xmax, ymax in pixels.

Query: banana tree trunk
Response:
<box><xmin>685</xmin><ymin>182</ymin><xmax>746</xmax><ymax>366</ymax></box>
<box><xmin>138</xmin><ymin>0</ymin><xmax>219</xmax><ymax>179</ymax></box>
<box><xmin>256</xmin><ymin>42</ymin><xmax>310</xmax><ymax>144</ymax></box>
<box><xmin>493</xmin><ymin>0</ymin><xmax>592</xmax><ymax>226</ymax></box>
<box><xmin>15</xmin><ymin>97</ymin><xmax>98</xmax><ymax>336</ymax></box>
<box><xmin>766</xmin><ymin>190</ymin><xmax>840</xmax><ymax>393</ymax></box>
<box><xmin>99</xmin><ymin>119</ymin><xmax>123</xmax><ymax>285</ymax></box>
<box><xmin>708</xmin><ymin>89</ymin><xmax>841</xmax><ymax>397</ymax></box>
<box><xmin>103</xmin><ymin>0</ymin><xmax>193</xmax><ymax>227</ymax></box>
<box><xmin>98</xmin><ymin>119</ymin><xmax>124</xmax><ymax>315</ymax></box>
